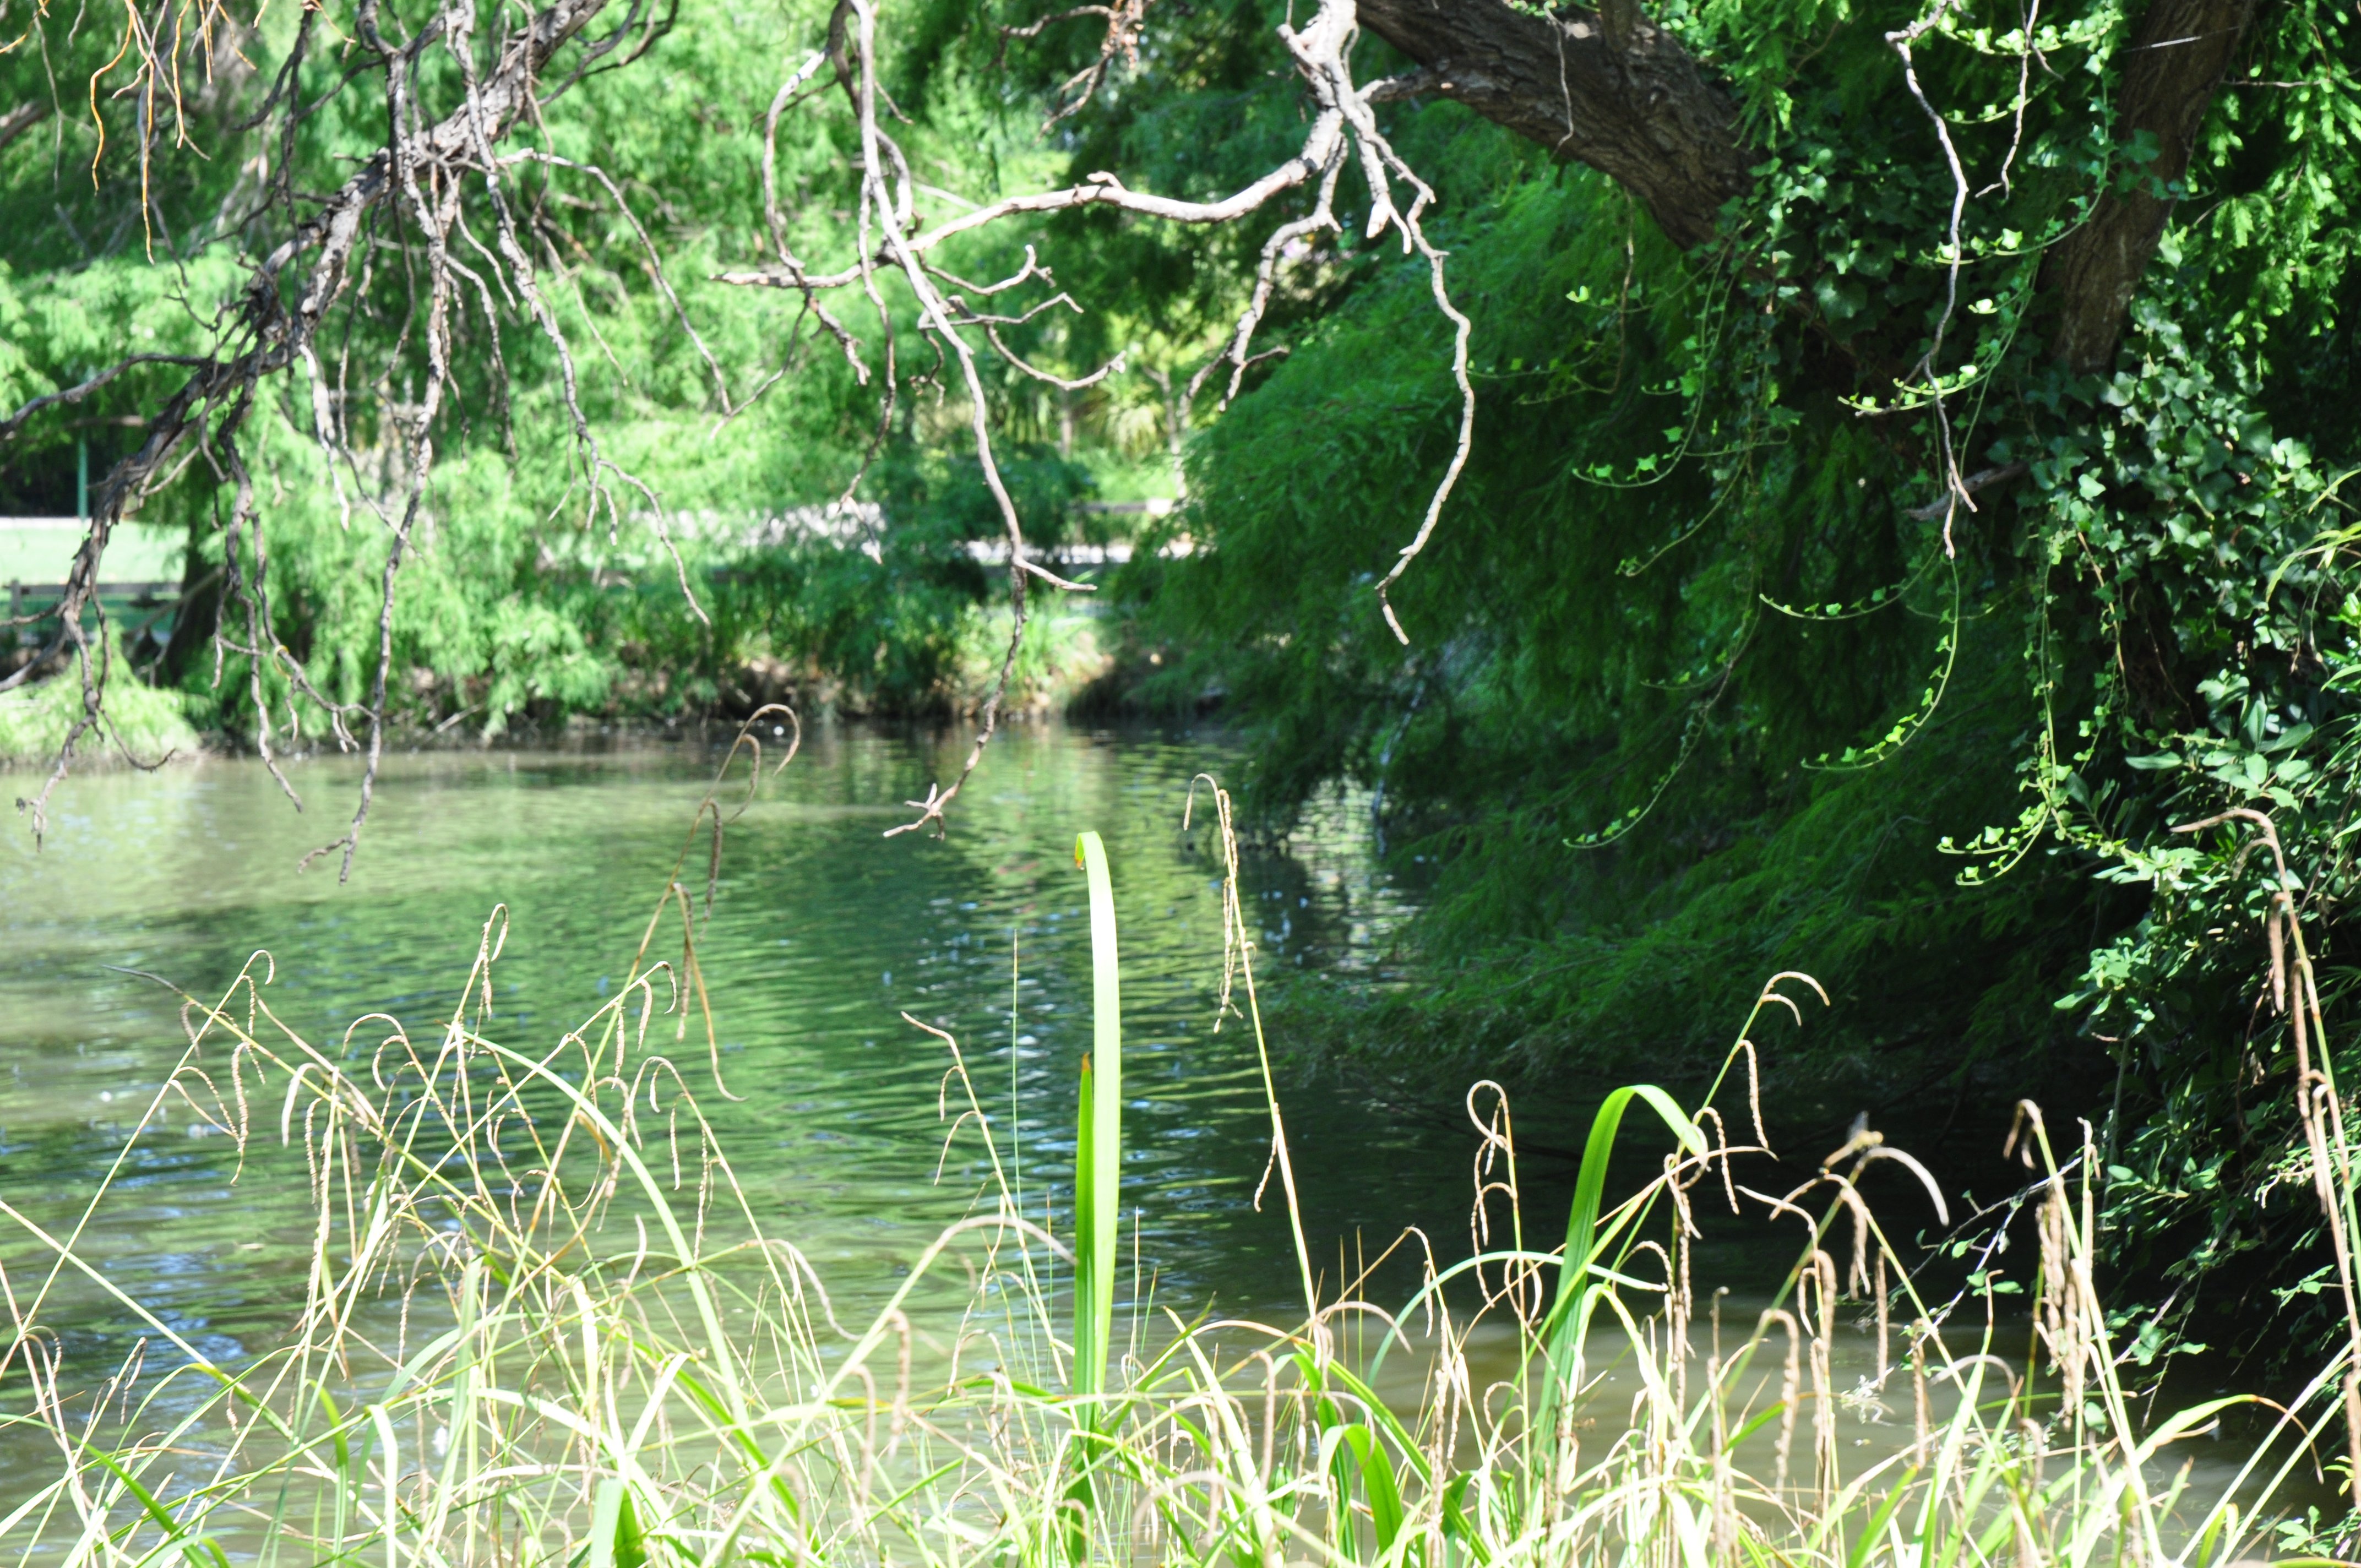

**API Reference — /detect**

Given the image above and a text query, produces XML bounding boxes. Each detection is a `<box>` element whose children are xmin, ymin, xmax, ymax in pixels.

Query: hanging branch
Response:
<box><xmin>2</xmin><ymin>0</ymin><xmax>690</xmax><ymax>875</ymax></box>
<box><xmin>725</xmin><ymin>0</ymin><xmax>1482</xmax><ymax>827</ymax></box>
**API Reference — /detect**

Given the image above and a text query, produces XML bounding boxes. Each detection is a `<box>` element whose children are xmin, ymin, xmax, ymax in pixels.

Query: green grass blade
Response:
<box><xmin>1530</xmin><ymin>1084</ymin><xmax>1703</xmax><ymax>1483</ymax></box>
<box><xmin>1058</xmin><ymin>830</ymin><xmax>1123</xmax><ymax>1563</ymax></box>
<box><xmin>1541</xmin><ymin>1085</ymin><xmax>1703</xmax><ymax>1347</ymax></box>
<box><xmin>1341</xmin><ymin>1424</ymin><xmax>1406</xmax><ymax>1560</ymax></box>
<box><xmin>1440</xmin><ymin>1473</ymin><xmax>1491</xmax><ymax>1566</ymax></box>
<box><xmin>1074</xmin><ymin>1052</ymin><xmax>1100</xmax><ymax>1404</ymax></box>
<box><xmin>587</xmin><ymin>1478</ymin><xmax>649</xmax><ymax>1568</ymax></box>
<box><xmin>74</xmin><ymin>1440</ymin><xmax>234</xmax><ymax>1568</ymax></box>
<box><xmin>1071</xmin><ymin>830</ymin><xmax>1121</xmax><ymax>1407</ymax></box>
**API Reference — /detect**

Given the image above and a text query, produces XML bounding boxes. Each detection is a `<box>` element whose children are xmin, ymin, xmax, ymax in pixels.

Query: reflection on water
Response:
<box><xmin>3</xmin><ymin>724</ymin><xmax>1465</xmax><ymax>1426</ymax></box>
<box><xmin>1</xmin><ymin>720</ymin><xmax>2305</xmax><ymax>1527</ymax></box>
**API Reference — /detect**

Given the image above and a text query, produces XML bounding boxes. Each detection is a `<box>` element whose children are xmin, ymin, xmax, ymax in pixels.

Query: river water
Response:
<box><xmin>3</xmin><ymin>723</ymin><xmax>1546</xmax><ymax>1486</ymax></box>
<box><xmin>2</xmin><ymin>722</ymin><xmax>2289</xmax><ymax>1527</ymax></box>
<box><xmin>1</xmin><ymin>721</ymin><xmax>1472</xmax><ymax>1314</ymax></box>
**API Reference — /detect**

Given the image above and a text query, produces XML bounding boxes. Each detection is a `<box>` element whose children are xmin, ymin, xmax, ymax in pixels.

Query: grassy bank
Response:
<box><xmin>0</xmin><ymin>594</ymin><xmax>1109</xmax><ymax>772</ymax></box>
<box><xmin>1</xmin><ymin>743</ymin><xmax>2354</xmax><ymax>1567</ymax></box>
<box><xmin>0</xmin><ymin>631</ymin><xmax>200</xmax><ymax>770</ymax></box>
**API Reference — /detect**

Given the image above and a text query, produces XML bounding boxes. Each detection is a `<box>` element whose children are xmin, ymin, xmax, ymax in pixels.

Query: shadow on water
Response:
<box><xmin>0</xmin><ymin>724</ymin><xmax>1451</xmax><ymax>1450</ymax></box>
<box><xmin>0</xmin><ymin>718</ymin><xmax>2312</xmax><ymax>1522</ymax></box>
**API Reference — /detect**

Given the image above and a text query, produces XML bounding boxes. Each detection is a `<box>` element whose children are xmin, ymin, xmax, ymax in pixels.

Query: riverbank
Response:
<box><xmin>0</xmin><ymin>643</ymin><xmax>202</xmax><ymax>768</ymax></box>
<box><xmin>6</xmin><ymin>732</ymin><xmax>2348</xmax><ymax>1562</ymax></box>
<box><xmin>0</xmin><ymin>595</ymin><xmax>1136</xmax><ymax>770</ymax></box>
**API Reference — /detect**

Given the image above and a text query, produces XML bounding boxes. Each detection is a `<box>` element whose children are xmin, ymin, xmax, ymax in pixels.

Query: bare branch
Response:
<box><xmin>0</xmin><ymin>99</ymin><xmax>50</xmax><ymax>156</ymax></box>
<box><xmin>0</xmin><ymin>356</ymin><xmax>214</xmax><ymax>444</ymax></box>
<box><xmin>996</xmin><ymin>0</ymin><xmax>1151</xmax><ymax>128</ymax></box>
<box><xmin>715</xmin><ymin>0</ymin><xmax>1482</xmax><ymax>829</ymax></box>
<box><xmin>712</xmin><ymin>150</ymin><xmax>1343</xmax><ymax>295</ymax></box>
<box><xmin>504</xmin><ymin>149</ymin><xmax>737</xmax><ymax>411</ymax></box>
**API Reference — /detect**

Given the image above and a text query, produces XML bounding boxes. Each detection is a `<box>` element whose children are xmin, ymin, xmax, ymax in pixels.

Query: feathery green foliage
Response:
<box><xmin>0</xmin><ymin>0</ymin><xmax>1125</xmax><ymax>737</ymax></box>
<box><xmin>1125</xmin><ymin>0</ymin><xmax>2361</xmax><ymax>1352</ymax></box>
<box><xmin>0</xmin><ymin>627</ymin><xmax>199</xmax><ymax>766</ymax></box>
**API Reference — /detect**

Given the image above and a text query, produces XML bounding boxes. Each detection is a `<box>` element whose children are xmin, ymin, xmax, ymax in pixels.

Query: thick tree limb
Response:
<box><xmin>2042</xmin><ymin>0</ymin><xmax>2260</xmax><ymax>372</ymax></box>
<box><xmin>738</xmin><ymin>0</ymin><xmax>1751</xmax><ymax>261</ymax></box>
<box><xmin>1353</xmin><ymin>0</ymin><xmax>1749</xmax><ymax>247</ymax></box>
<box><xmin>0</xmin><ymin>100</ymin><xmax>50</xmax><ymax>157</ymax></box>
<box><xmin>1357</xmin><ymin>0</ymin><xmax>2258</xmax><ymax>375</ymax></box>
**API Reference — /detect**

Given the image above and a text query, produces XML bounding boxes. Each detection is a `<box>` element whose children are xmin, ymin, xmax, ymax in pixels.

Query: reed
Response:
<box><xmin>2</xmin><ymin>745</ymin><xmax>2355</xmax><ymax>1568</ymax></box>
<box><xmin>1071</xmin><ymin>828</ymin><xmax>1122</xmax><ymax>1417</ymax></box>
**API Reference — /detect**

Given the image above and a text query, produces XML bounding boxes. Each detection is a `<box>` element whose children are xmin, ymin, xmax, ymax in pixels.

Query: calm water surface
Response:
<box><xmin>2</xmin><ymin>723</ymin><xmax>1505</xmax><ymax>1461</ymax></box>
<box><xmin>1</xmin><ymin>721</ymin><xmax>2293</xmax><ymax>1520</ymax></box>
<box><xmin>0</xmin><ymin>721</ymin><xmax>1459</xmax><ymax>1321</ymax></box>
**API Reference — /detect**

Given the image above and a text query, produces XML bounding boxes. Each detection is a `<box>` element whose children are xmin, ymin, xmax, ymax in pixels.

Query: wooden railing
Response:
<box><xmin>7</xmin><ymin>580</ymin><xmax>183</xmax><ymax>644</ymax></box>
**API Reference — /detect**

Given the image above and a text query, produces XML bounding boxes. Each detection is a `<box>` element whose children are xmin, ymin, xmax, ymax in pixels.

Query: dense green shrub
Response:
<box><xmin>1118</xmin><ymin>0</ymin><xmax>2361</xmax><ymax>1350</ymax></box>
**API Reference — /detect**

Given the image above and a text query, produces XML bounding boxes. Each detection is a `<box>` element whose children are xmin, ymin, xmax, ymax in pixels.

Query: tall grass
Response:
<box><xmin>1071</xmin><ymin>828</ymin><xmax>1122</xmax><ymax>1419</ymax></box>
<box><xmin>2</xmin><ymin>742</ymin><xmax>2356</xmax><ymax>1568</ymax></box>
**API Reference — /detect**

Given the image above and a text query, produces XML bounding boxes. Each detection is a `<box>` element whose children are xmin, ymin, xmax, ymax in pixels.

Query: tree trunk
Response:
<box><xmin>159</xmin><ymin>523</ymin><xmax>224</xmax><ymax>687</ymax></box>
<box><xmin>1358</xmin><ymin>0</ymin><xmax>2260</xmax><ymax>374</ymax></box>
<box><xmin>2039</xmin><ymin>0</ymin><xmax>2261</xmax><ymax>373</ymax></box>
<box><xmin>1358</xmin><ymin>0</ymin><xmax>1748</xmax><ymax>248</ymax></box>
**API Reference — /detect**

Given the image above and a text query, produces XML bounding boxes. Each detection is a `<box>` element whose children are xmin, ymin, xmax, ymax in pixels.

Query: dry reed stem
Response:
<box><xmin>2176</xmin><ymin>807</ymin><xmax>2361</xmax><ymax>1482</ymax></box>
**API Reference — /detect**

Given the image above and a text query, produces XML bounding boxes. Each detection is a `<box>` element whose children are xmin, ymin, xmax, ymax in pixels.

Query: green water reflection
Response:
<box><xmin>0</xmin><ymin>723</ymin><xmax>1459</xmax><ymax>1398</ymax></box>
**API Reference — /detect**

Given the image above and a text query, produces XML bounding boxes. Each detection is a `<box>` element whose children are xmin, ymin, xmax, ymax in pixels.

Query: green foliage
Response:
<box><xmin>0</xmin><ymin>0</ymin><xmax>1128</xmax><ymax>738</ymax></box>
<box><xmin>1130</xmin><ymin>0</ymin><xmax>2361</xmax><ymax>1348</ymax></box>
<box><xmin>0</xmin><ymin>630</ymin><xmax>200</xmax><ymax>766</ymax></box>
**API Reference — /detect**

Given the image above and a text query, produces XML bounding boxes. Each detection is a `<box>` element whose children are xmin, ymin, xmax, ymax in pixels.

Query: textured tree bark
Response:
<box><xmin>1356</xmin><ymin>0</ymin><xmax>1749</xmax><ymax>247</ymax></box>
<box><xmin>1358</xmin><ymin>0</ymin><xmax>2259</xmax><ymax>374</ymax></box>
<box><xmin>2039</xmin><ymin>0</ymin><xmax>2261</xmax><ymax>372</ymax></box>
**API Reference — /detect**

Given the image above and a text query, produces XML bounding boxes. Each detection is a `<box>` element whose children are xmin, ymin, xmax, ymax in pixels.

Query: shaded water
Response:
<box><xmin>6</xmin><ymin>721</ymin><xmax>2253</xmax><ymax>1521</ymax></box>
<box><xmin>0</xmin><ymin>725</ymin><xmax>1456</xmax><ymax>1341</ymax></box>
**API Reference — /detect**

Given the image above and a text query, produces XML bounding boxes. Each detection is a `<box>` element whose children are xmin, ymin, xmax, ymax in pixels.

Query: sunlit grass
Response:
<box><xmin>2</xmin><ymin>738</ymin><xmax>2354</xmax><ymax>1568</ymax></box>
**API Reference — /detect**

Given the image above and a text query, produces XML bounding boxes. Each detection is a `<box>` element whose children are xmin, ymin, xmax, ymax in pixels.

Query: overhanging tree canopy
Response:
<box><xmin>4</xmin><ymin>0</ymin><xmax>2358</xmax><ymax>1346</ymax></box>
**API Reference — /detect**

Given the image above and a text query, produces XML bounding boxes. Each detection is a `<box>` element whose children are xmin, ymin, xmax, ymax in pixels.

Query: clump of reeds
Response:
<box><xmin>2</xmin><ymin>734</ymin><xmax>2355</xmax><ymax>1568</ymax></box>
